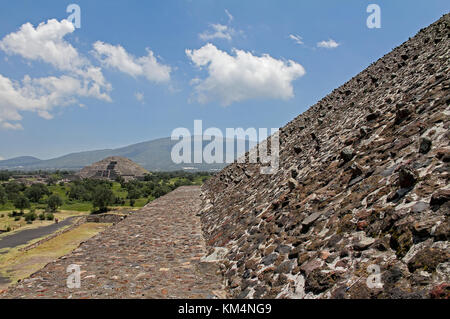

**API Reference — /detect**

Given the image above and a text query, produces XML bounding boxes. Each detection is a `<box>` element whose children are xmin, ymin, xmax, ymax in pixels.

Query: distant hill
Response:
<box><xmin>0</xmin><ymin>137</ymin><xmax>252</xmax><ymax>172</ymax></box>
<box><xmin>0</xmin><ymin>156</ymin><xmax>42</xmax><ymax>167</ymax></box>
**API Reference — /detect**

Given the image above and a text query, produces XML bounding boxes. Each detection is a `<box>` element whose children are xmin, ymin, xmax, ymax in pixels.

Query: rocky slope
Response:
<box><xmin>200</xmin><ymin>14</ymin><xmax>450</xmax><ymax>299</ymax></box>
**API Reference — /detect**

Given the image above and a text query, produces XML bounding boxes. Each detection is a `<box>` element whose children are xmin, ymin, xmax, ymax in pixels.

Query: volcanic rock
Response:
<box><xmin>200</xmin><ymin>14</ymin><xmax>450</xmax><ymax>299</ymax></box>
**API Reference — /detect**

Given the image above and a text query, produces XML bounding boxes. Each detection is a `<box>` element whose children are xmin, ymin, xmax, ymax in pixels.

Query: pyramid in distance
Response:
<box><xmin>76</xmin><ymin>156</ymin><xmax>149</xmax><ymax>181</ymax></box>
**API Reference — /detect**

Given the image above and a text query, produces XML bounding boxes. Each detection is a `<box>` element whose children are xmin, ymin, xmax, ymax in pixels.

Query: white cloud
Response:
<box><xmin>199</xmin><ymin>24</ymin><xmax>235</xmax><ymax>41</ymax></box>
<box><xmin>0</xmin><ymin>19</ymin><xmax>85</xmax><ymax>71</ymax></box>
<box><xmin>186</xmin><ymin>44</ymin><xmax>305</xmax><ymax>106</ymax></box>
<box><xmin>317</xmin><ymin>38</ymin><xmax>340</xmax><ymax>49</ymax></box>
<box><xmin>0</xmin><ymin>19</ymin><xmax>112</xmax><ymax>129</ymax></box>
<box><xmin>225</xmin><ymin>9</ymin><xmax>234</xmax><ymax>23</ymax></box>
<box><xmin>93</xmin><ymin>41</ymin><xmax>171</xmax><ymax>83</ymax></box>
<box><xmin>289</xmin><ymin>34</ymin><xmax>304</xmax><ymax>45</ymax></box>
<box><xmin>0</xmin><ymin>19</ymin><xmax>111</xmax><ymax>94</ymax></box>
<box><xmin>0</xmin><ymin>156</ymin><xmax>4</xmax><ymax>161</ymax></box>
<box><xmin>199</xmin><ymin>10</ymin><xmax>242</xmax><ymax>42</ymax></box>
<box><xmin>0</xmin><ymin>73</ymin><xmax>111</xmax><ymax>130</ymax></box>
<box><xmin>135</xmin><ymin>92</ymin><xmax>144</xmax><ymax>102</ymax></box>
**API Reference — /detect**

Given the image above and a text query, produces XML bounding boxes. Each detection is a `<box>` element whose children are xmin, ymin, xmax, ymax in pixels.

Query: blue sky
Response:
<box><xmin>0</xmin><ymin>0</ymin><xmax>448</xmax><ymax>160</ymax></box>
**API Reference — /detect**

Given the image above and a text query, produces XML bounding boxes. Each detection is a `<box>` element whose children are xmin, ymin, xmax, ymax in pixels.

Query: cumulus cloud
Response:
<box><xmin>317</xmin><ymin>38</ymin><xmax>340</xmax><ymax>49</ymax></box>
<box><xmin>186</xmin><ymin>44</ymin><xmax>305</xmax><ymax>106</ymax></box>
<box><xmin>92</xmin><ymin>41</ymin><xmax>171</xmax><ymax>83</ymax></box>
<box><xmin>0</xmin><ymin>19</ymin><xmax>86</xmax><ymax>71</ymax></box>
<box><xmin>0</xmin><ymin>19</ymin><xmax>112</xmax><ymax>129</ymax></box>
<box><xmin>289</xmin><ymin>34</ymin><xmax>304</xmax><ymax>45</ymax></box>
<box><xmin>0</xmin><ymin>19</ymin><xmax>110</xmax><ymax>92</ymax></box>
<box><xmin>0</xmin><ymin>73</ymin><xmax>111</xmax><ymax>130</ymax></box>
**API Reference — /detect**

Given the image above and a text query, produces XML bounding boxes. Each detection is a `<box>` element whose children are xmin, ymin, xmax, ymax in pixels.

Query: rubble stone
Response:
<box><xmin>199</xmin><ymin>14</ymin><xmax>450</xmax><ymax>299</ymax></box>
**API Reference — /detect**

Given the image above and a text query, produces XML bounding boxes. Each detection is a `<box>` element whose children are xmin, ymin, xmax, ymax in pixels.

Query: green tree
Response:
<box><xmin>0</xmin><ymin>185</ymin><xmax>6</xmax><ymax>206</ymax></box>
<box><xmin>115</xmin><ymin>176</ymin><xmax>125</xmax><ymax>184</ymax></box>
<box><xmin>4</xmin><ymin>182</ymin><xmax>25</xmax><ymax>201</ymax></box>
<box><xmin>24</xmin><ymin>184</ymin><xmax>50</xmax><ymax>202</ymax></box>
<box><xmin>92</xmin><ymin>185</ymin><xmax>115</xmax><ymax>212</ymax></box>
<box><xmin>47</xmin><ymin>194</ymin><xmax>63</xmax><ymax>212</ymax></box>
<box><xmin>68</xmin><ymin>183</ymin><xmax>90</xmax><ymax>201</ymax></box>
<box><xmin>174</xmin><ymin>178</ymin><xmax>191</xmax><ymax>188</ymax></box>
<box><xmin>24</xmin><ymin>211</ymin><xmax>37</xmax><ymax>223</ymax></box>
<box><xmin>127</xmin><ymin>187</ymin><xmax>141</xmax><ymax>207</ymax></box>
<box><xmin>0</xmin><ymin>171</ymin><xmax>10</xmax><ymax>181</ymax></box>
<box><xmin>13</xmin><ymin>194</ymin><xmax>30</xmax><ymax>213</ymax></box>
<box><xmin>152</xmin><ymin>184</ymin><xmax>172</xmax><ymax>199</ymax></box>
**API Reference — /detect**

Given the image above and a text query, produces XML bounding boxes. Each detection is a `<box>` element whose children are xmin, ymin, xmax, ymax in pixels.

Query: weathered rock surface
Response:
<box><xmin>200</xmin><ymin>14</ymin><xmax>450</xmax><ymax>299</ymax></box>
<box><xmin>77</xmin><ymin>156</ymin><xmax>148</xmax><ymax>181</ymax></box>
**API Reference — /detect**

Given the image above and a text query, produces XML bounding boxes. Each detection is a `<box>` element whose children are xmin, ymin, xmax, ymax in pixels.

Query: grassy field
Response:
<box><xmin>0</xmin><ymin>182</ymin><xmax>151</xmax><ymax>214</ymax></box>
<box><xmin>49</xmin><ymin>182</ymin><xmax>147</xmax><ymax>211</ymax></box>
<box><xmin>0</xmin><ymin>210</ymin><xmax>89</xmax><ymax>238</ymax></box>
<box><xmin>0</xmin><ymin>222</ymin><xmax>111</xmax><ymax>290</ymax></box>
<box><xmin>0</xmin><ymin>172</ymin><xmax>212</xmax><ymax>233</ymax></box>
<box><xmin>0</xmin><ymin>182</ymin><xmax>152</xmax><ymax>234</ymax></box>
<box><xmin>168</xmin><ymin>175</ymin><xmax>206</xmax><ymax>186</ymax></box>
<box><xmin>0</xmin><ymin>177</ymin><xmax>208</xmax><ymax>213</ymax></box>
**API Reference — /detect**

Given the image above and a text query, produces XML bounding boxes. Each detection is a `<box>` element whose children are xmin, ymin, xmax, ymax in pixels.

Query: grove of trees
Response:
<box><xmin>24</xmin><ymin>184</ymin><xmax>51</xmax><ymax>202</ymax></box>
<box><xmin>0</xmin><ymin>171</ymin><xmax>213</xmax><ymax>214</ymax></box>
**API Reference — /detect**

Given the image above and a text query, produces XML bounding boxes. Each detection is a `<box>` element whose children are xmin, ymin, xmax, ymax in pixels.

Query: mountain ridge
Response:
<box><xmin>0</xmin><ymin>137</ymin><xmax>251</xmax><ymax>172</ymax></box>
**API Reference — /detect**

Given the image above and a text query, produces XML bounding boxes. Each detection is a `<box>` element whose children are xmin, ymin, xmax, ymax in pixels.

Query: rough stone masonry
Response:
<box><xmin>199</xmin><ymin>14</ymin><xmax>450</xmax><ymax>299</ymax></box>
<box><xmin>0</xmin><ymin>187</ymin><xmax>226</xmax><ymax>299</ymax></box>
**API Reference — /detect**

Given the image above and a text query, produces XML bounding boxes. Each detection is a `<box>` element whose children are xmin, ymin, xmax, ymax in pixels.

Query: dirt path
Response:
<box><xmin>0</xmin><ymin>186</ymin><xmax>226</xmax><ymax>298</ymax></box>
<box><xmin>0</xmin><ymin>217</ymin><xmax>77</xmax><ymax>250</ymax></box>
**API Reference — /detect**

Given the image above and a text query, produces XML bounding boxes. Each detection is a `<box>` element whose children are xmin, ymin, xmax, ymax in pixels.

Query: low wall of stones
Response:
<box><xmin>19</xmin><ymin>216</ymin><xmax>87</xmax><ymax>252</ymax></box>
<box><xmin>86</xmin><ymin>214</ymin><xmax>127</xmax><ymax>224</ymax></box>
<box><xmin>18</xmin><ymin>214</ymin><xmax>127</xmax><ymax>253</ymax></box>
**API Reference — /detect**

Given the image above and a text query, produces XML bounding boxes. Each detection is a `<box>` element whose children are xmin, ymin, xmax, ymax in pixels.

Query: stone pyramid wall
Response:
<box><xmin>77</xmin><ymin>156</ymin><xmax>149</xmax><ymax>181</ymax></box>
<box><xmin>200</xmin><ymin>14</ymin><xmax>450</xmax><ymax>299</ymax></box>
